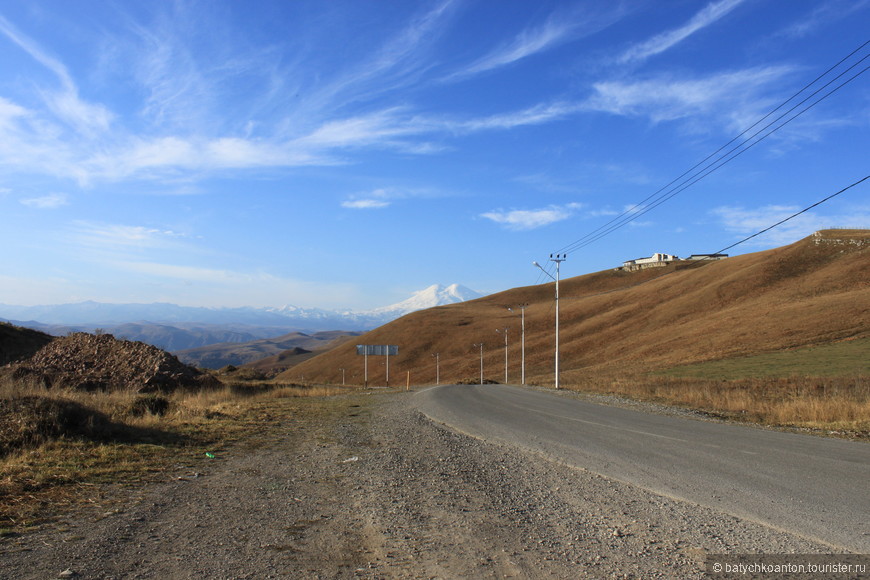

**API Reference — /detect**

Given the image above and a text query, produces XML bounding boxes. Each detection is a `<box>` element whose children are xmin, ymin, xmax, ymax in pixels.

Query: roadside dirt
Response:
<box><xmin>0</xmin><ymin>390</ymin><xmax>828</xmax><ymax>579</ymax></box>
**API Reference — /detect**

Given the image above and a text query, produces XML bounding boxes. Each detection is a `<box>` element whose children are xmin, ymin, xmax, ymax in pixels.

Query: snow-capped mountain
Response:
<box><xmin>363</xmin><ymin>284</ymin><xmax>482</xmax><ymax>317</ymax></box>
<box><xmin>0</xmin><ymin>284</ymin><xmax>484</xmax><ymax>350</ymax></box>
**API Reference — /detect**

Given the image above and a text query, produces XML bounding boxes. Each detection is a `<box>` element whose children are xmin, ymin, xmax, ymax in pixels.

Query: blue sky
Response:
<box><xmin>0</xmin><ymin>0</ymin><xmax>868</xmax><ymax>310</ymax></box>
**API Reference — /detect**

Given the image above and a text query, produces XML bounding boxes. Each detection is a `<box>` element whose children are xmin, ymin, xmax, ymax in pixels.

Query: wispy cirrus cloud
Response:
<box><xmin>71</xmin><ymin>221</ymin><xmax>190</xmax><ymax>251</ymax></box>
<box><xmin>448</xmin><ymin>3</ymin><xmax>626</xmax><ymax>81</ymax></box>
<box><xmin>455</xmin><ymin>101</ymin><xmax>580</xmax><ymax>132</ymax></box>
<box><xmin>455</xmin><ymin>16</ymin><xmax>577</xmax><ymax>79</ymax></box>
<box><xmin>0</xmin><ymin>14</ymin><xmax>113</xmax><ymax>137</ymax></box>
<box><xmin>341</xmin><ymin>187</ymin><xmax>432</xmax><ymax>210</ymax></box>
<box><xmin>20</xmin><ymin>192</ymin><xmax>68</xmax><ymax>209</ymax></box>
<box><xmin>295</xmin><ymin>0</ymin><xmax>457</xmax><ymax>119</ymax></box>
<box><xmin>114</xmin><ymin>260</ymin><xmax>239</xmax><ymax>283</ymax></box>
<box><xmin>711</xmin><ymin>204</ymin><xmax>870</xmax><ymax>247</ymax></box>
<box><xmin>481</xmin><ymin>203</ymin><xmax>584</xmax><ymax>231</ymax></box>
<box><xmin>776</xmin><ymin>0</ymin><xmax>870</xmax><ymax>39</ymax></box>
<box><xmin>0</xmin><ymin>2</ymin><xmax>598</xmax><ymax>188</ymax></box>
<box><xmin>582</xmin><ymin>66</ymin><xmax>794</xmax><ymax>127</ymax></box>
<box><xmin>104</xmin><ymin>261</ymin><xmax>360</xmax><ymax>308</ymax></box>
<box><xmin>618</xmin><ymin>0</ymin><xmax>746</xmax><ymax>64</ymax></box>
<box><xmin>342</xmin><ymin>187</ymin><xmax>393</xmax><ymax>210</ymax></box>
<box><xmin>342</xmin><ymin>198</ymin><xmax>391</xmax><ymax>210</ymax></box>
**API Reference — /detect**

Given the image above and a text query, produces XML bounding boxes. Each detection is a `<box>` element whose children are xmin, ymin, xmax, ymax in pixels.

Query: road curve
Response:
<box><xmin>415</xmin><ymin>384</ymin><xmax>870</xmax><ymax>552</ymax></box>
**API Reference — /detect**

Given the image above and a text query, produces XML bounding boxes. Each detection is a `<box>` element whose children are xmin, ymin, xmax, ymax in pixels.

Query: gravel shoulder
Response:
<box><xmin>0</xmin><ymin>390</ymin><xmax>830</xmax><ymax>579</ymax></box>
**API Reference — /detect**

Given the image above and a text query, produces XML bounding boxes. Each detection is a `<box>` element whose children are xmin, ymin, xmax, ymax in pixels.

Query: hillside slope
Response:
<box><xmin>0</xmin><ymin>322</ymin><xmax>54</xmax><ymax>365</ymax></box>
<box><xmin>176</xmin><ymin>330</ymin><xmax>360</xmax><ymax>370</ymax></box>
<box><xmin>282</xmin><ymin>230</ymin><xmax>869</xmax><ymax>386</ymax></box>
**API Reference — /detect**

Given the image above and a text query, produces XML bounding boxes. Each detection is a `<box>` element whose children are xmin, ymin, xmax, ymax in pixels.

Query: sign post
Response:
<box><xmin>356</xmin><ymin>345</ymin><xmax>399</xmax><ymax>387</ymax></box>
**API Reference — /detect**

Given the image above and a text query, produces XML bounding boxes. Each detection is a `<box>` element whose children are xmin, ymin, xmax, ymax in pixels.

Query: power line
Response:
<box><xmin>553</xmin><ymin>174</ymin><xmax>869</xmax><ymax>305</ymax></box>
<box><xmin>533</xmin><ymin>38</ymin><xmax>870</xmax><ymax>278</ymax></box>
<box><xmin>561</xmin><ymin>60</ymin><xmax>869</xmax><ymax>259</ymax></box>
<box><xmin>558</xmin><ymin>49</ymin><xmax>869</xmax><ymax>256</ymax></box>
<box><xmin>712</xmin><ymin>174</ymin><xmax>869</xmax><ymax>255</ymax></box>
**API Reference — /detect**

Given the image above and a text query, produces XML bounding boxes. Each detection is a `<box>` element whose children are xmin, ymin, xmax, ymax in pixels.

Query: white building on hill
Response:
<box><xmin>617</xmin><ymin>252</ymin><xmax>728</xmax><ymax>271</ymax></box>
<box><xmin>620</xmin><ymin>252</ymin><xmax>679</xmax><ymax>271</ymax></box>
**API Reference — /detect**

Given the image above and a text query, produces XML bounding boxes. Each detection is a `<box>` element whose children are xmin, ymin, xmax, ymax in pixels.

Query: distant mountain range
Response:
<box><xmin>0</xmin><ymin>284</ymin><xmax>482</xmax><ymax>352</ymax></box>
<box><xmin>175</xmin><ymin>330</ymin><xmax>361</xmax><ymax>371</ymax></box>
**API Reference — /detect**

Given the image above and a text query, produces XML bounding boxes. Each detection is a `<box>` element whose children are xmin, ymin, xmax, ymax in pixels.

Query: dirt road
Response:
<box><xmin>1</xmin><ymin>390</ymin><xmax>832</xmax><ymax>579</ymax></box>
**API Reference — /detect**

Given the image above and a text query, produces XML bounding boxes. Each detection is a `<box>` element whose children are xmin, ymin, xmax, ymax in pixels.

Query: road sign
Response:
<box><xmin>356</xmin><ymin>345</ymin><xmax>398</xmax><ymax>356</ymax></box>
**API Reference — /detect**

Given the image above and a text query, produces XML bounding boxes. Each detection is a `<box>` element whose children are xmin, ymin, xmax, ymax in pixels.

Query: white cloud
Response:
<box><xmin>100</xmin><ymin>261</ymin><xmax>360</xmax><ymax>308</ymax></box>
<box><xmin>296</xmin><ymin>108</ymin><xmax>422</xmax><ymax>149</ymax></box>
<box><xmin>583</xmin><ymin>66</ymin><xmax>794</xmax><ymax>127</ymax></box>
<box><xmin>0</xmin><ymin>14</ymin><xmax>113</xmax><ymax>137</ymax></box>
<box><xmin>64</xmin><ymin>222</ymin><xmax>193</xmax><ymax>270</ymax></box>
<box><xmin>481</xmin><ymin>203</ymin><xmax>583</xmax><ymax>231</ymax></box>
<box><xmin>0</xmin><ymin>14</ymin><xmax>75</xmax><ymax>91</ymax></box>
<box><xmin>449</xmin><ymin>4</ymin><xmax>626</xmax><ymax>81</ymax></box>
<box><xmin>711</xmin><ymin>204</ymin><xmax>870</xmax><ymax>247</ymax></box>
<box><xmin>0</xmin><ymin>96</ymin><xmax>28</xmax><ymax>124</ymax></box>
<box><xmin>776</xmin><ymin>0</ymin><xmax>870</xmax><ymax>39</ymax></box>
<box><xmin>114</xmin><ymin>260</ymin><xmax>238</xmax><ymax>283</ymax></box>
<box><xmin>72</xmin><ymin>222</ymin><xmax>187</xmax><ymax>248</ymax></box>
<box><xmin>457</xmin><ymin>16</ymin><xmax>577</xmax><ymax>78</ymax></box>
<box><xmin>0</xmin><ymin>8</ymin><xmax>596</xmax><ymax>186</ymax></box>
<box><xmin>342</xmin><ymin>199</ymin><xmax>391</xmax><ymax>210</ymax></box>
<box><xmin>20</xmin><ymin>192</ymin><xmax>68</xmax><ymax>209</ymax></box>
<box><xmin>618</xmin><ymin>0</ymin><xmax>746</xmax><ymax>64</ymax></box>
<box><xmin>457</xmin><ymin>101</ymin><xmax>580</xmax><ymax>132</ymax></box>
<box><xmin>341</xmin><ymin>188</ymin><xmax>396</xmax><ymax>209</ymax></box>
<box><xmin>587</xmin><ymin>208</ymin><xmax>620</xmax><ymax>218</ymax></box>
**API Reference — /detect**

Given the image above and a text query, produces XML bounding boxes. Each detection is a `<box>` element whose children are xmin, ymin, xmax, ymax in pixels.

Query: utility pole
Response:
<box><xmin>496</xmin><ymin>328</ymin><xmax>508</xmax><ymax>384</ymax></box>
<box><xmin>533</xmin><ymin>254</ymin><xmax>566</xmax><ymax>389</ymax></box>
<box><xmin>509</xmin><ymin>305</ymin><xmax>527</xmax><ymax>385</ymax></box>
<box><xmin>473</xmin><ymin>343</ymin><xmax>484</xmax><ymax>385</ymax></box>
<box><xmin>432</xmin><ymin>352</ymin><xmax>440</xmax><ymax>385</ymax></box>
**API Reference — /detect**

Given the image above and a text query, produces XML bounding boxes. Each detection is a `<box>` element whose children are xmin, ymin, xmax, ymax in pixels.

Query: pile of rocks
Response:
<box><xmin>13</xmin><ymin>332</ymin><xmax>219</xmax><ymax>392</ymax></box>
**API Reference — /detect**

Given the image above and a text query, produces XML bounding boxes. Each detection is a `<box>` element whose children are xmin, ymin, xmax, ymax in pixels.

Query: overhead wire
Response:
<box><xmin>711</xmin><ymin>174</ymin><xmax>869</xmax><ymax>255</ymax></box>
<box><xmin>552</xmin><ymin>174</ymin><xmax>869</xmax><ymax>305</ymax></box>
<box><xmin>533</xmin><ymin>39</ymin><xmax>870</xmax><ymax>279</ymax></box>
<box><xmin>558</xmin><ymin>44</ymin><xmax>869</xmax><ymax>256</ymax></box>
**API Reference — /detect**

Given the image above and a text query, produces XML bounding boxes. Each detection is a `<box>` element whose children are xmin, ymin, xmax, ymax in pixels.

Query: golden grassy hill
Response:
<box><xmin>280</xmin><ymin>230</ymin><xmax>869</xmax><ymax>388</ymax></box>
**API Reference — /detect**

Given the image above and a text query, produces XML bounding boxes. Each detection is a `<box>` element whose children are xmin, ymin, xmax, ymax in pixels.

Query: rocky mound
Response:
<box><xmin>12</xmin><ymin>332</ymin><xmax>219</xmax><ymax>392</ymax></box>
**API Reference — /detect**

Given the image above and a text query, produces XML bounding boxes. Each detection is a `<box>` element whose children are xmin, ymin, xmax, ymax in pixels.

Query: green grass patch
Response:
<box><xmin>657</xmin><ymin>338</ymin><xmax>869</xmax><ymax>380</ymax></box>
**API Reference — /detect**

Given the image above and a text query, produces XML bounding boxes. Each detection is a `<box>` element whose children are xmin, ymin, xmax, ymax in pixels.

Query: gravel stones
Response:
<box><xmin>11</xmin><ymin>332</ymin><xmax>218</xmax><ymax>393</ymax></box>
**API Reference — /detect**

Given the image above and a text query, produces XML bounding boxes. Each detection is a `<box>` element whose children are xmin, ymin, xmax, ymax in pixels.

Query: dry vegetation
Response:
<box><xmin>565</xmin><ymin>372</ymin><xmax>869</xmax><ymax>435</ymax></box>
<box><xmin>1</xmin><ymin>230</ymin><xmax>867</xmax><ymax>533</ymax></box>
<box><xmin>288</xmin><ymin>231</ymin><xmax>869</xmax><ymax>434</ymax></box>
<box><xmin>0</xmin><ymin>366</ymin><xmax>349</xmax><ymax>533</ymax></box>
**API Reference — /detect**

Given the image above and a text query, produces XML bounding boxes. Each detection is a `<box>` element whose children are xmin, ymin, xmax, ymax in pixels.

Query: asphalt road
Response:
<box><xmin>415</xmin><ymin>384</ymin><xmax>870</xmax><ymax>553</ymax></box>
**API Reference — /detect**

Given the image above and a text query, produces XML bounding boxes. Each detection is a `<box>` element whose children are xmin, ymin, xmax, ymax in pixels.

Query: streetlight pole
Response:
<box><xmin>533</xmin><ymin>254</ymin><xmax>566</xmax><ymax>389</ymax></box>
<box><xmin>473</xmin><ymin>343</ymin><xmax>484</xmax><ymax>385</ymax></box>
<box><xmin>496</xmin><ymin>328</ymin><xmax>508</xmax><ymax>384</ymax></box>
<box><xmin>508</xmin><ymin>305</ymin><xmax>527</xmax><ymax>385</ymax></box>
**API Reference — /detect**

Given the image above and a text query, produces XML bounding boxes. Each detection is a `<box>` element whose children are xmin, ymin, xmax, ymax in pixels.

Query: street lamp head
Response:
<box><xmin>532</xmin><ymin>261</ymin><xmax>541</xmax><ymax>268</ymax></box>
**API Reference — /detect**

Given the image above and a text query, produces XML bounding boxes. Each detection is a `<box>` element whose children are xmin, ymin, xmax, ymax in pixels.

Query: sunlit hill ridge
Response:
<box><xmin>282</xmin><ymin>230</ymin><xmax>869</xmax><ymax>387</ymax></box>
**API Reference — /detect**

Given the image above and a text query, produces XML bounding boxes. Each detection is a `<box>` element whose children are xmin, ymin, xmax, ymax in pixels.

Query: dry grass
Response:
<box><xmin>284</xmin><ymin>231</ymin><xmax>868</xmax><ymax>434</ymax></box>
<box><xmin>561</xmin><ymin>372</ymin><xmax>870</xmax><ymax>435</ymax></box>
<box><xmin>288</xmin><ymin>232</ymin><xmax>869</xmax><ymax>387</ymax></box>
<box><xmin>0</xmin><ymin>373</ymin><xmax>356</xmax><ymax>532</ymax></box>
